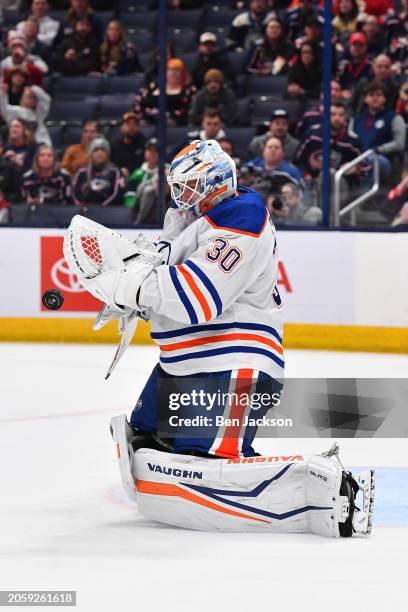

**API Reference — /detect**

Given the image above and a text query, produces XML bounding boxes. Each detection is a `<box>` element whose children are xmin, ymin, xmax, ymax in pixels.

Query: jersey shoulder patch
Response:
<box><xmin>204</xmin><ymin>187</ymin><xmax>267</xmax><ymax>237</ymax></box>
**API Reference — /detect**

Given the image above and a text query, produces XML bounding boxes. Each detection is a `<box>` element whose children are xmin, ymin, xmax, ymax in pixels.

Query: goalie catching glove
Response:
<box><xmin>63</xmin><ymin>215</ymin><xmax>162</xmax><ymax>310</ymax></box>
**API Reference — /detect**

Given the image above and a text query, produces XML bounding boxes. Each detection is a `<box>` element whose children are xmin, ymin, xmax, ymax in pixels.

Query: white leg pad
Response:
<box><xmin>132</xmin><ymin>449</ymin><xmax>347</xmax><ymax>536</ymax></box>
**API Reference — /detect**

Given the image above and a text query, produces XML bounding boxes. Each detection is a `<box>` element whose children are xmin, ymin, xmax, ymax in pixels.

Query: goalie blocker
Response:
<box><xmin>111</xmin><ymin>415</ymin><xmax>375</xmax><ymax>537</ymax></box>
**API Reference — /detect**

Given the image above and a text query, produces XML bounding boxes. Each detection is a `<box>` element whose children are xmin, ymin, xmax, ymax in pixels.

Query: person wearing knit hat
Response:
<box><xmin>134</xmin><ymin>57</ymin><xmax>195</xmax><ymax>126</ymax></box>
<box><xmin>88</xmin><ymin>137</ymin><xmax>110</xmax><ymax>156</ymax></box>
<box><xmin>204</xmin><ymin>68</ymin><xmax>224</xmax><ymax>85</ymax></box>
<box><xmin>0</xmin><ymin>30</ymin><xmax>48</xmax><ymax>87</ymax></box>
<box><xmin>189</xmin><ymin>67</ymin><xmax>237</xmax><ymax>126</ymax></box>
<box><xmin>72</xmin><ymin>135</ymin><xmax>125</xmax><ymax>207</ymax></box>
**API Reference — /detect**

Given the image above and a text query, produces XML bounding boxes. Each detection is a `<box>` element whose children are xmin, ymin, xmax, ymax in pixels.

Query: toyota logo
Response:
<box><xmin>51</xmin><ymin>257</ymin><xmax>86</xmax><ymax>293</ymax></box>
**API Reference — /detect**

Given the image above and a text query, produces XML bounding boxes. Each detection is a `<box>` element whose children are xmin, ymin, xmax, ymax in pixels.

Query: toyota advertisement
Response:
<box><xmin>0</xmin><ymin>228</ymin><xmax>407</xmax><ymax>330</ymax></box>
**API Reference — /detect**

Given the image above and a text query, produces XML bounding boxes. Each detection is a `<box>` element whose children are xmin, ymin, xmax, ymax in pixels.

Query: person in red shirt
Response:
<box><xmin>363</xmin><ymin>0</ymin><xmax>394</xmax><ymax>19</ymax></box>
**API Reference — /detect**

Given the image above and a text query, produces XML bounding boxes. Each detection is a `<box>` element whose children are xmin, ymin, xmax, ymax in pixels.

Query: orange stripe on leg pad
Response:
<box><xmin>136</xmin><ymin>479</ymin><xmax>269</xmax><ymax>524</ymax></box>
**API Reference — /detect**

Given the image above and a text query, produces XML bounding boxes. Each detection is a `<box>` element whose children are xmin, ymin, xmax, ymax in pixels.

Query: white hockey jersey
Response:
<box><xmin>139</xmin><ymin>187</ymin><xmax>284</xmax><ymax>378</ymax></box>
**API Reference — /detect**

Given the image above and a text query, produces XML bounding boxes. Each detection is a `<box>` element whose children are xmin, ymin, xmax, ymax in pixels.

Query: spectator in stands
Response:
<box><xmin>0</xmin><ymin>189</ymin><xmax>11</xmax><ymax>224</ymax></box>
<box><xmin>189</xmin><ymin>69</ymin><xmax>237</xmax><ymax>126</ymax></box>
<box><xmin>54</xmin><ymin>14</ymin><xmax>101</xmax><ymax>76</ymax></box>
<box><xmin>332</xmin><ymin>0</ymin><xmax>361</xmax><ymax>43</ymax></box>
<box><xmin>267</xmin><ymin>181</ymin><xmax>322</xmax><ymax>224</ymax></box>
<box><xmin>0</xmin><ymin>82</ymin><xmax>51</xmax><ymax>145</ymax></box>
<box><xmin>0</xmin><ymin>135</ymin><xmax>21</xmax><ymax>202</ymax></box>
<box><xmin>285</xmin><ymin>0</ymin><xmax>325</xmax><ymax>40</ymax></box>
<box><xmin>110</xmin><ymin>112</ymin><xmax>146</xmax><ymax>176</ymax></box>
<box><xmin>295</xmin><ymin>15</ymin><xmax>324</xmax><ymax>62</ymax></box>
<box><xmin>21</xmin><ymin>18</ymin><xmax>51</xmax><ymax>63</ymax></box>
<box><xmin>72</xmin><ymin>137</ymin><xmax>125</xmax><ymax>207</ymax></box>
<box><xmin>125</xmin><ymin>138</ymin><xmax>161</xmax><ymax>225</ymax></box>
<box><xmin>363</xmin><ymin>0</ymin><xmax>394</xmax><ymax>18</ymax></box>
<box><xmin>228</xmin><ymin>0</ymin><xmax>277</xmax><ymax>50</ymax></box>
<box><xmin>135</xmin><ymin>58</ymin><xmax>195</xmax><ymax>126</ymax></box>
<box><xmin>361</xmin><ymin>14</ymin><xmax>385</xmax><ymax>57</ymax></box>
<box><xmin>219</xmin><ymin>136</ymin><xmax>241</xmax><ymax>169</ymax></box>
<box><xmin>6</xmin><ymin>66</ymin><xmax>30</xmax><ymax>106</ymax></box>
<box><xmin>3</xmin><ymin>118</ymin><xmax>37</xmax><ymax>174</ymax></box>
<box><xmin>396</xmin><ymin>80</ymin><xmax>408</xmax><ymax>137</ymax></box>
<box><xmin>16</xmin><ymin>0</ymin><xmax>60</xmax><ymax>48</ymax></box>
<box><xmin>388</xmin><ymin>14</ymin><xmax>408</xmax><ymax>74</ymax></box>
<box><xmin>336</xmin><ymin>32</ymin><xmax>373</xmax><ymax>98</ymax></box>
<box><xmin>171</xmin><ymin>110</ymin><xmax>227</xmax><ymax>158</ymax></box>
<box><xmin>248</xmin><ymin>136</ymin><xmax>305</xmax><ymax>188</ymax></box>
<box><xmin>385</xmin><ymin>0</ymin><xmax>408</xmax><ymax>44</ymax></box>
<box><xmin>286</xmin><ymin>42</ymin><xmax>322</xmax><ymax>100</ymax></box>
<box><xmin>100</xmin><ymin>21</ymin><xmax>142</xmax><ymax>76</ymax></box>
<box><xmin>189</xmin><ymin>109</ymin><xmax>227</xmax><ymax>142</ymax></box>
<box><xmin>249</xmin><ymin>109</ymin><xmax>299</xmax><ymax>160</ymax></box>
<box><xmin>144</xmin><ymin>43</ymin><xmax>175</xmax><ymax>86</ymax></box>
<box><xmin>387</xmin><ymin>175</ymin><xmax>408</xmax><ymax>225</ymax></box>
<box><xmin>64</xmin><ymin>0</ymin><xmax>104</xmax><ymax>43</ymax></box>
<box><xmin>191</xmin><ymin>32</ymin><xmax>236</xmax><ymax>91</ymax></box>
<box><xmin>61</xmin><ymin>119</ymin><xmax>100</xmax><ymax>176</ymax></box>
<box><xmin>246</xmin><ymin>17</ymin><xmax>295</xmax><ymax>75</ymax></box>
<box><xmin>350</xmin><ymin>79</ymin><xmax>406</xmax><ymax>182</ymax></box>
<box><xmin>294</xmin><ymin>101</ymin><xmax>363</xmax><ymax>180</ymax></box>
<box><xmin>351</xmin><ymin>54</ymin><xmax>400</xmax><ymax>113</ymax></box>
<box><xmin>296</xmin><ymin>80</ymin><xmax>344</xmax><ymax>138</ymax></box>
<box><xmin>21</xmin><ymin>145</ymin><xmax>71</xmax><ymax>206</ymax></box>
<box><xmin>1</xmin><ymin>31</ymin><xmax>48</xmax><ymax>87</ymax></box>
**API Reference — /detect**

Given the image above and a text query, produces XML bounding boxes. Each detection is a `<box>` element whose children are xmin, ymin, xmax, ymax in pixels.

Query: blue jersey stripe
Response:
<box><xmin>184</xmin><ymin>260</ymin><xmax>223</xmax><ymax>317</ymax></box>
<box><xmin>169</xmin><ymin>266</ymin><xmax>198</xmax><ymax>325</ymax></box>
<box><xmin>152</xmin><ymin>322</ymin><xmax>282</xmax><ymax>344</ymax></box>
<box><xmin>160</xmin><ymin>345</ymin><xmax>285</xmax><ymax>369</ymax></box>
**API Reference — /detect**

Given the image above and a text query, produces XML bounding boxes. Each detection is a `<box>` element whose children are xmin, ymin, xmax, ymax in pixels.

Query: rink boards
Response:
<box><xmin>0</xmin><ymin>227</ymin><xmax>407</xmax><ymax>352</ymax></box>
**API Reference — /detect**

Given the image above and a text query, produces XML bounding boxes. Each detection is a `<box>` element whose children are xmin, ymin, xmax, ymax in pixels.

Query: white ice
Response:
<box><xmin>0</xmin><ymin>343</ymin><xmax>406</xmax><ymax>611</ymax></box>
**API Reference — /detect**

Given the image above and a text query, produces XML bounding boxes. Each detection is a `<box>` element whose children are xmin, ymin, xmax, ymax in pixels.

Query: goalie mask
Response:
<box><xmin>167</xmin><ymin>139</ymin><xmax>237</xmax><ymax>216</ymax></box>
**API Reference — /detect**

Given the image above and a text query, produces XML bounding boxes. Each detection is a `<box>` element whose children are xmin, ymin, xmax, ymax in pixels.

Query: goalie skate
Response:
<box><xmin>352</xmin><ymin>470</ymin><xmax>375</xmax><ymax>536</ymax></box>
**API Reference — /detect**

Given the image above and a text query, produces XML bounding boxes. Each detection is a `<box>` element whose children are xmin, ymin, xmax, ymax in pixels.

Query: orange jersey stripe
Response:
<box><xmin>215</xmin><ymin>368</ymin><xmax>254</xmax><ymax>458</ymax></box>
<box><xmin>160</xmin><ymin>332</ymin><xmax>283</xmax><ymax>355</ymax></box>
<box><xmin>176</xmin><ymin>265</ymin><xmax>212</xmax><ymax>321</ymax></box>
<box><xmin>136</xmin><ymin>479</ymin><xmax>269</xmax><ymax>524</ymax></box>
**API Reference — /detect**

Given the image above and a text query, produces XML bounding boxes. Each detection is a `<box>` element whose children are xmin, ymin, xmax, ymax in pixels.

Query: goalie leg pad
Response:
<box><xmin>132</xmin><ymin>448</ymin><xmax>348</xmax><ymax>536</ymax></box>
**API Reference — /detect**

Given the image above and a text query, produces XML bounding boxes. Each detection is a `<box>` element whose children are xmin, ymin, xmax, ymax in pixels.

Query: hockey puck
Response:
<box><xmin>42</xmin><ymin>289</ymin><xmax>64</xmax><ymax>310</ymax></box>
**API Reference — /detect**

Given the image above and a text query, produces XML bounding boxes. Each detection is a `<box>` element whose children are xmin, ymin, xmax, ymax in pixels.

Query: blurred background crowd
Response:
<box><xmin>0</xmin><ymin>0</ymin><xmax>407</xmax><ymax>228</ymax></box>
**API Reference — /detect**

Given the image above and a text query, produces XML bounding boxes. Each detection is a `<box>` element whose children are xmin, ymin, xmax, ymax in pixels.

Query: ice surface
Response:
<box><xmin>0</xmin><ymin>344</ymin><xmax>406</xmax><ymax>611</ymax></box>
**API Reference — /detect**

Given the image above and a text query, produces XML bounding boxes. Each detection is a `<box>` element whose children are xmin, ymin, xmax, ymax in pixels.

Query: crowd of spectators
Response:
<box><xmin>0</xmin><ymin>0</ymin><xmax>407</xmax><ymax>227</ymax></box>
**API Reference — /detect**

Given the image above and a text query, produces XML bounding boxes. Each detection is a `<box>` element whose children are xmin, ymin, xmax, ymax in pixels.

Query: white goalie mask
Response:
<box><xmin>167</xmin><ymin>139</ymin><xmax>237</xmax><ymax>216</ymax></box>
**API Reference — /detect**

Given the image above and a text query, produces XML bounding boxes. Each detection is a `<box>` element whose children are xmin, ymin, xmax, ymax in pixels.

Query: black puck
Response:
<box><xmin>42</xmin><ymin>289</ymin><xmax>64</xmax><ymax>310</ymax></box>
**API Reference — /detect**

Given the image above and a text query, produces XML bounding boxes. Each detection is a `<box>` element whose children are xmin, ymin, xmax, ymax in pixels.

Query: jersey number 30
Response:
<box><xmin>205</xmin><ymin>238</ymin><xmax>242</xmax><ymax>273</ymax></box>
